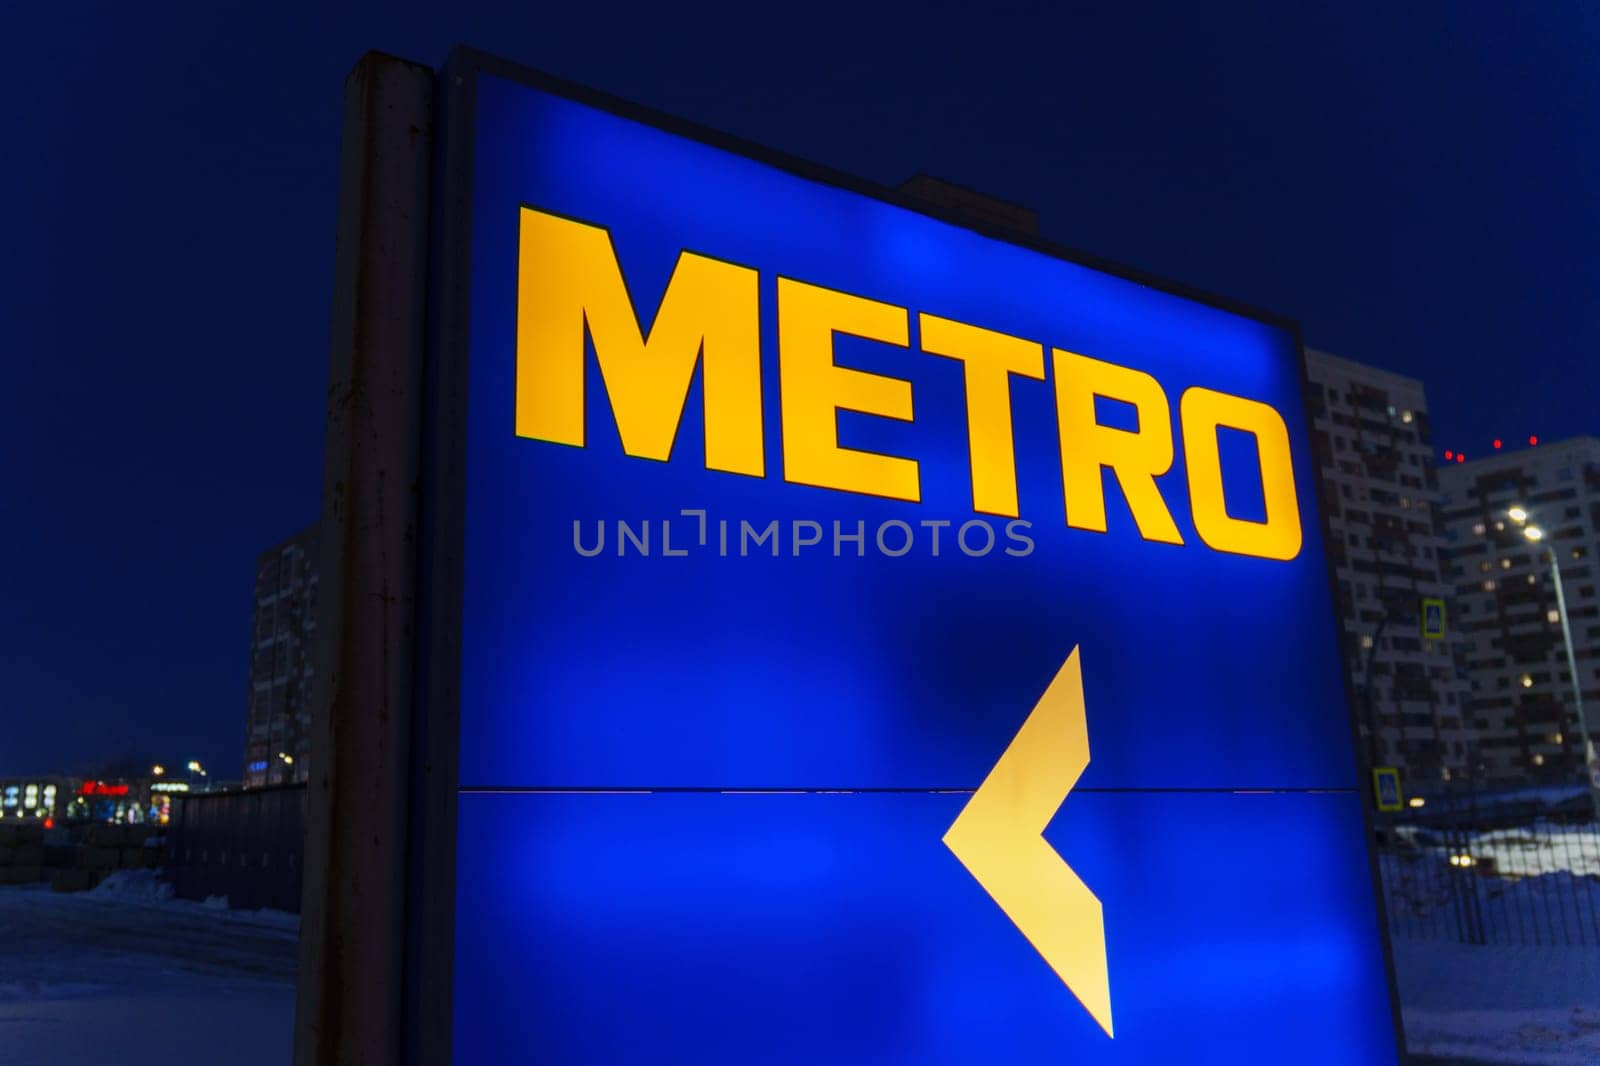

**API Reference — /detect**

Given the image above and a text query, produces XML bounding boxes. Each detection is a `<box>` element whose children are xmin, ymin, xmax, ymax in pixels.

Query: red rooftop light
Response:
<box><xmin>1444</xmin><ymin>450</ymin><xmax>1454</xmax><ymax>460</ymax></box>
<box><xmin>1493</xmin><ymin>439</ymin><xmax>1503</xmax><ymax>450</ymax></box>
<box><xmin>1529</xmin><ymin>435</ymin><xmax>1539</xmax><ymax>446</ymax></box>
<box><xmin>1456</xmin><ymin>454</ymin><xmax>1465</xmax><ymax>463</ymax></box>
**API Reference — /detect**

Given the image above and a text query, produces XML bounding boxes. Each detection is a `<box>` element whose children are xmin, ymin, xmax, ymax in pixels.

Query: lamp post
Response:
<box><xmin>1508</xmin><ymin>507</ymin><xmax>1600</xmax><ymax>823</ymax></box>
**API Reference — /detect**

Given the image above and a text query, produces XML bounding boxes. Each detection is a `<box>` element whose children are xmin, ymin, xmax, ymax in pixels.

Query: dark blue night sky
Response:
<box><xmin>6</xmin><ymin>1</ymin><xmax>1598</xmax><ymax>775</ymax></box>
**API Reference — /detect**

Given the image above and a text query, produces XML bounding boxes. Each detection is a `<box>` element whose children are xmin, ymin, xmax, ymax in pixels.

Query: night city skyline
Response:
<box><xmin>8</xmin><ymin>2</ymin><xmax>1600</xmax><ymax>777</ymax></box>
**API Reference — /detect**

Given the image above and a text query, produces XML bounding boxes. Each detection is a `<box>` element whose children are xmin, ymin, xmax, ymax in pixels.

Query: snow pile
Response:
<box><xmin>88</xmin><ymin>869</ymin><xmax>175</xmax><ymax>901</ymax></box>
<box><xmin>1469</xmin><ymin>825</ymin><xmax>1600</xmax><ymax>879</ymax></box>
<box><xmin>1382</xmin><ymin>824</ymin><xmax>1600</xmax><ymax>950</ymax></box>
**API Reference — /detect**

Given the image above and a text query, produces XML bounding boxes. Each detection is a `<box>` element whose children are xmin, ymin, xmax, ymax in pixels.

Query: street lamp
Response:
<box><xmin>1508</xmin><ymin>506</ymin><xmax>1600</xmax><ymax>823</ymax></box>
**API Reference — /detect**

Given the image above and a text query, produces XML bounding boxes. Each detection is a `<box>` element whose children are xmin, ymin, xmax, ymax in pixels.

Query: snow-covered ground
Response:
<box><xmin>3</xmin><ymin>869</ymin><xmax>1598</xmax><ymax>1063</ymax></box>
<box><xmin>1381</xmin><ymin>835</ymin><xmax>1600</xmax><ymax>1062</ymax></box>
<box><xmin>0</xmin><ymin>873</ymin><xmax>297</xmax><ymax>1066</ymax></box>
<box><xmin>1396</xmin><ymin>938</ymin><xmax>1600</xmax><ymax>1064</ymax></box>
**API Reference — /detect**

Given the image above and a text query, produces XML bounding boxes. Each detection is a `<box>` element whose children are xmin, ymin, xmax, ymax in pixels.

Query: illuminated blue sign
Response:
<box><xmin>425</xmin><ymin>50</ymin><xmax>1400</xmax><ymax>1065</ymax></box>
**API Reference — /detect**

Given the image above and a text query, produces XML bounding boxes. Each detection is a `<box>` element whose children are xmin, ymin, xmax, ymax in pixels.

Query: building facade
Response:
<box><xmin>243</xmin><ymin>523</ymin><xmax>319</xmax><ymax>789</ymax></box>
<box><xmin>0</xmin><ymin>775</ymin><xmax>191</xmax><ymax>825</ymax></box>
<box><xmin>1303</xmin><ymin>349</ymin><xmax>1471</xmax><ymax>786</ymax></box>
<box><xmin>1439</xmin><ymin>437</ymin><xmax>1600</xmax><ymax>786</ymax></box>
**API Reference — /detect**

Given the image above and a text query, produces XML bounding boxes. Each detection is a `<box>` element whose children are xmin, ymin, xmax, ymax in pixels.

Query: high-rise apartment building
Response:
<box><xmin>243</xmin><ymin>523</ymin><xmax>320</xmax><ymax>789</ymax></box>
<box><xmin>1439</xmin><ymin>437</ymin><xmax>1600</xmax><ymax>786</ymax></box>
<box><xmin>1302</xmin><ymin>349</ymin><xmax>1471</xmax><ymax>785</ymax></box>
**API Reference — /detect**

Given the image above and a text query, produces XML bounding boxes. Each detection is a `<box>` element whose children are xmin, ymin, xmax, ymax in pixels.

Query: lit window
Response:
<box><xmin>1483</xmin><ymin>580</ymin><xmax>1496</xmax><ymax>591</ymax></box>
<box><xmin>1495</xmin><ymin>521</ymin><xmax>1506</xmax><ymax>532</ymax></box>
<box><xmin>1360</xmin><ymin>635</ymin><xmax>1374</xmax><ymax>649</ymax></box>
<box><xmin>1521</xmin><ymin>674</ymin><xmax>1534</xmax><ymax>688</ymax></box>
<box><xmin>1500</xmin><ymin>558</ymin><xmax>1511</xmax><ymax>570</ymax></box>
<box><xmin>1533</xmin><ymin>753</ymin><xmax>1545</xmax><ymax>766</ymax></box>
<box><xmin>1527</xmin><ymin>574</ymin><xmax>1537</xmax><ymax>586</ymax></box>
<box><xmin>1480</xmin><ymin>561</ymin><xmax>1492</xmax><ymax>573</ymax></box>
<box><xmin>1402</xmin><ymin>410</ymin><xmax>1414</xmax><ymax>424</ymax></box>
<box><xmin>1549</xmin><ymin>610</ymin><xmax>1561</xmax><ymax>624</ymax></box>
<box><xmin>1473</xmin><ymin>523</ymin><xmax>1486</xmax><ymax>536</ymax></box>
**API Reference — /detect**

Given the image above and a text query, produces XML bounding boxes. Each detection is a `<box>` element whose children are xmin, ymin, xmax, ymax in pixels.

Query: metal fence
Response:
<box><xmin>165</xmin><ymin>783</ymin><xmax>306</xmax><ymax>912</ymax></box>
<box><xmin>1377</xmin><ymin>783</ymin><xmax>1600</xmax><ymax>946</ymax></box>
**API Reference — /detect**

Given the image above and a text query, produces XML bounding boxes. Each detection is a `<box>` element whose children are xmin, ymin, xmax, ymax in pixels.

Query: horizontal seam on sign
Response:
<box><xmin>456</xmin><ymin>786</ymin><xmax>1361</xmax><ymax>796</ymax></box>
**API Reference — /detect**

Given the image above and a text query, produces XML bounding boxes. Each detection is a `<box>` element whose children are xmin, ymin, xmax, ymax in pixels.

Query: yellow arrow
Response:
<box><xmin>943</xmin><ymin>645</ymin><xmax>1113</xmax><ymax>1037</ymax></box>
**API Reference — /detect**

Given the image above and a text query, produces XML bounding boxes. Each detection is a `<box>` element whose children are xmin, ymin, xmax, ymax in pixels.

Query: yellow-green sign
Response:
<box><xmin>1420</xmin><ymin>597</ymin><xmax>1447</xmax><ymax>640</ymax></box>
<box><xmin>1372</xmin><ymin>767</ymin><xmax>1403</xmax><ymax>812</ymax></box>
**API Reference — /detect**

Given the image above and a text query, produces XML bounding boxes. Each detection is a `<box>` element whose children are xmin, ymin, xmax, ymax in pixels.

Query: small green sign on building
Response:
<box><xmin>1373</xmin><ymin>767</ymin><xmax>1404</xmax><ymax>812</ymax></box>
<box><xmin>1420</xmin><ymin>597</ymin><xmax>1447</xmax><ymax>641</ymax></box>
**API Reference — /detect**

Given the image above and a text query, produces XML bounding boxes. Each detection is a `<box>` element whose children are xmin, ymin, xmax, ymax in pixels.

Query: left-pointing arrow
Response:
<box><xmin>942</xmin><ymin>645</ymin><xmax>1113</xmax><ymax>1037</ymax></box>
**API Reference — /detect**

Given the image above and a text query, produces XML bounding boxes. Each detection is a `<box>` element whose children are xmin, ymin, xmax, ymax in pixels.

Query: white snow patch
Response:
<box><xmin>89</xmin><ymin>869</ymin><xmax>175</xmax><ymax>900</ymax></box>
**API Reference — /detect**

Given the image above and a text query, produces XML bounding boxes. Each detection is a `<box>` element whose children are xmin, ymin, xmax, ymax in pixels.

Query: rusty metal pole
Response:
<box><xmin>294</xmin><ymin>52</ymin><xmax>434</xmax><ymax>1066</ymax></box>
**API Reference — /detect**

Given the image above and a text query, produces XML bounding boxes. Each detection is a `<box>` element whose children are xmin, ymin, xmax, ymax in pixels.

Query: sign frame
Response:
<box><xmin>1372</xmin><ymin>767</ymin><xmax>1405</xmax><ymax>813</ymax></box>
<box><xmin>290</xmin><ymin>46</ymin><xmax>1416</xmax><ymax>1065</ymax></box>
<box><xmin>1420</xmin><ymin>596</ymin><xmax>1447</xmax><ymax>641</ymax></box>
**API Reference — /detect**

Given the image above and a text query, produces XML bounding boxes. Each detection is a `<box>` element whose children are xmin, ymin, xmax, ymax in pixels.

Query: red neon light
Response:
<box><xmin>78</xmin><ymin>781</ymin><xmax>130</xmax><ymax>797</ymax></box>
<box><xmin>1529</xmin><ymin>435</ymin><xmax>1539</xmax><ymax>446</ymax></box>
<box><xmin>1493</xmin><ymin>439</ymin><xmax>1503</xmax><ymax>450</ymax></box>
<box><xmin>43</xmin><ymin>817</ymin><xmax>54</xmax><ymax>829</ymax></box>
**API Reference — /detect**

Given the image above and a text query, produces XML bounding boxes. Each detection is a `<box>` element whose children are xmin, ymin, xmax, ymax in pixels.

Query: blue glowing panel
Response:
<box><xmin>453</xmin><ymin>790</ymin><xmax>1398</xmax><ymax>1065</ymax></box>
<box><xmin>457</xmin><ymin>72</ymin><xmax>1355</xmax><ymax>791</ymax></box>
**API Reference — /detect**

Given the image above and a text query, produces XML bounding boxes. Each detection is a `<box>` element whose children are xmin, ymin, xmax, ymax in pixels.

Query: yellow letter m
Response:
<box><xmin>515</xmin><ymin>207</ymin><xmax>764</xmax><ymax>476</ymax></box>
